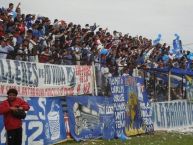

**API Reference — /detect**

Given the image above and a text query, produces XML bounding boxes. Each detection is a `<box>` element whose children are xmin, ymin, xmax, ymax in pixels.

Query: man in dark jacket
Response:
<box><xmin>0</xmin><ymin>88</ymin><xmax>30</xmax><ymax>145</ymax></box>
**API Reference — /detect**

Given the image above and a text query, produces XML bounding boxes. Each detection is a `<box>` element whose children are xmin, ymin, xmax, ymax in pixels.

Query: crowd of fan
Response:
<box><xmin>1</xmin><ymin>3</ymin><xmax>193</xmax><ymax>78</ymax></box>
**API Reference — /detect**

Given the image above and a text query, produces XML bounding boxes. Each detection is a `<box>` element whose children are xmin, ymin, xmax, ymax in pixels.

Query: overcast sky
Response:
<box><xmin>1</xmin><ymin>0</ymin><xmax>193</xmax><ymax>50</ymax></box>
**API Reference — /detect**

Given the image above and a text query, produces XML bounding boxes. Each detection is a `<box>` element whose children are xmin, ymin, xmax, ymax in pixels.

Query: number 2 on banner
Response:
<box><xmin>23</xmin><ymin>121</ymin><xmax>43</xmax><ymax>145</ymax></box>
<box><xmin>28</xmin><ymin>121</ymin><xmax>43</xmax><ymax>145</ymax></box>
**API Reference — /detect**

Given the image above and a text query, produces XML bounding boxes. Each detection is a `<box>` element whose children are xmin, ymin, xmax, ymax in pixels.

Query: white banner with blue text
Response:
<box><xmin>0</xmin><ymin>59</ymin><xmax>93</xmax><ymax>97</ymax></box>
<box><xmin>152</xmin><ymin>100</ymin><xmax>193</xmax><ymax>130</ymax></box>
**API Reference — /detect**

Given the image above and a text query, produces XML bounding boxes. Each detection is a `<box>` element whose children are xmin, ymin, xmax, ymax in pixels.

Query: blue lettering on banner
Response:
<box><xmin>0</xmin><ymin>59</ymin><xmax>93</xmax><ymax>96</ymax></box>
<box><xmin>187</xmin><ymin>102</ymin><xmax>193</xmax><ymax>125</ymax></box>
<box><xmin>0</xmin><ymin>59</ymin><xmax>75</xmax><ymax>87</ymax></box>
<box><xmin>32</xmin><ymin>63</ymin><xmax>38</xmax><ymax>86</ymax></box>
<box><xmin>21</xmin><ymin>61</ymin><xmax>27</xmax><ymax>86</ymax></box>
<box><xmin>26</xmin><ymin>62</ymin><xmax>33</xmax><ymax>86</ymax></box>
<box><xmin>152</xmin><ymin>100</ymin><xmax>193</xmax><ymax>130</ymax></box>
<box><xmin>0</xmin><ymin>97</ymin><xmax>66</xmax><ymax>145</ymax></box>
<box><xmin>110</xmin><ymin>77</ymin><xmax>126</xmax><ymax>136</ymax></box>
<box><xmin>0</xmin><ymin>60</ymin><xmax>6</xmax><ymax>83</ymax></box>
<box><xmin>6</xmin><ymin>59</ymin><xmax>14</xmax><ymax>84</ymax></box>
<box><xmin>15</xmin><ymin>60</ymin><xmax>21</xmax><ymax>85</ymax></box>
<box><xmin>44</xmin><ymin>65</ymin><xmax>51</xmax><ymax>84</ymax></box>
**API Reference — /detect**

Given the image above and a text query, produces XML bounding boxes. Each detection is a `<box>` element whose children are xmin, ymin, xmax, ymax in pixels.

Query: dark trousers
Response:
<box><xmin>7</xmin><ymin>128</ymin><xmax>22</xmax><ymax>145</ymax></box>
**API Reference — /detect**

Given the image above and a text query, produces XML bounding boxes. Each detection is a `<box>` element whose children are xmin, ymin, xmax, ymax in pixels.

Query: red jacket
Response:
<box><xmin>0</xmin><ymin>97</ymin><xmax>30</xmax><ymax>131</ymax></box>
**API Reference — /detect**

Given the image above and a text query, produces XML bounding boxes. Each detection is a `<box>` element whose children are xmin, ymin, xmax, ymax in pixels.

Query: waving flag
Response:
<box><xmin>173</xmin><ymin>34</ymin><xmax>183</xmax><ymax>51</ymax></box>
<box><xmin>172</xmin><ymin>34</ymin><xmax>183</xmax><ymax>59</ymax></box>
<box><xmin>153</xmin><ymin>34</ymin><xmax>162</xmax><ymax>45</ymax></box>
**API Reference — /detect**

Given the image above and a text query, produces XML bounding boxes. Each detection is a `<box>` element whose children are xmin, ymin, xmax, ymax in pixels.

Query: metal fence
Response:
<box><xmin>138</xmin><ymin>68</ymin><xmax>192</xmax><ymax>102</ymax></box>
<box><xmin>1</xmin><ymin>51</ymin><xmax>193</xmax><ymax>101</ymax></box>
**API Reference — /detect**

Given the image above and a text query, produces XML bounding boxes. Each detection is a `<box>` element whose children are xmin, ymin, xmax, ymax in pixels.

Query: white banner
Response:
<box><xmin>0</xmin><ymin>59</ymin><xmax>93</xmax><ymax>97</ymax></box>
<box><xmin>152</xmin><ymin>100</ymin><xmax>193</xmax><ymax>130</ymax></box>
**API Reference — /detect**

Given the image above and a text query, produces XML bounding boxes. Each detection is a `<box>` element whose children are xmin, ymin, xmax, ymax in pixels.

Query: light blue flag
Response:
<box><xmin>153</xmin><ymin>34</ymin><xmax>161</xmax><ymax>45</ymax></box>
<box><xmin>173</xmin><ymin>34</ymin><xmax>183</xmax><ymax>51</ymax></box>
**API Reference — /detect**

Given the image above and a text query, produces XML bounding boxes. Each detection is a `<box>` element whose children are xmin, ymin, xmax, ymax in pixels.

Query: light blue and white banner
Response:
<box><xmin>0</xmin><ymin>97</ymin><xmax>66</xmax><ymax>145</ymax></box>
<box><xmin>152</xmin><ymin>100</ymin><xmax>193</xmax><ymax>130</ymax></box>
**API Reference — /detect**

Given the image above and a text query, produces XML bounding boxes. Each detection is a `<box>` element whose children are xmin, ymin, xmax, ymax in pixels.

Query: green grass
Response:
<box><xmin>56</xmin><ymin>131</ymin><xmax>193</xmax><ymax>145</ymax></box>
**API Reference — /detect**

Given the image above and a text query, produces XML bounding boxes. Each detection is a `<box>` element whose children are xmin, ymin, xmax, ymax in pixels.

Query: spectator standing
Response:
<box><xmin>0</xmin><ymin>38</ymin><xmax>14</xmax><ymax>59</ymax></box>
<box><xmin>0</xmin><ymin>88</ymin><xmax>30</xmax><ymax>145</ymax></box>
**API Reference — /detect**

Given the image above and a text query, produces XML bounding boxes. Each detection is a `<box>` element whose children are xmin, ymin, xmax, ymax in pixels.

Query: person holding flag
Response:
<box><xmin>173</xmin><ymin>34</ymin><xmax>183</xmax><ymax>51</ymax></box>
<box><xmin>172</xmin><ymin>34</ymin><xmax>183</xmax><ymax>59</ymax></box>
<box><xmin>153</xmin><ymin>34</ymin><xmax>162</xmax><ymax>46</ymax></box>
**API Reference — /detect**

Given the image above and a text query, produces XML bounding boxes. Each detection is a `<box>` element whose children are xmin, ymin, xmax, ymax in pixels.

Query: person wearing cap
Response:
<box><xmin>0</xmin><ymin>88</ymin><xmax>30</xmax><ymax>145</ymax></box>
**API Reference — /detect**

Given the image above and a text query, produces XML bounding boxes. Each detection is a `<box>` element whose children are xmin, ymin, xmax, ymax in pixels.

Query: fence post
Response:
<box><xmin>143</xmin><ymin>69</ymin><xmax>146</xmax><ymax>89</ymax></box>
<box><xmin>181</xmin><ymin>75</ymin><xmax>184</xmax><ymax>99</ymax></box>
<box><xmin>153</xmin><ymin>71</ymin><xmax>156</xmax><ymax>101</ymax></box>
<box><xmin>168</xmin><ymin>70</ymin><xmax>171</xmax><ymax>101</ymax></box>
<box><xmin>92</xmin><ymin>61</ymin><xmax>98</xmax><ymax>96</ymax></box>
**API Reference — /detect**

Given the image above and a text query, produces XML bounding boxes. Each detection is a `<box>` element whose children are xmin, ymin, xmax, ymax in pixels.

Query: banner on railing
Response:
<box><xmin>110</xmin><ymin>76</ymin><xmax>153</xmax><ymax>137</ymax></box>
<box><xmin>125</xmin><ymin>76</ymin><xmax>154</xmax><ymax>135</ymax></box>
<box><xmin>124</xmin><ymin>76</ymin><xmax>144</xmax><ymax>135</ymax></box>
<box><xmin>66</xmin><ymin>96</ymin><xmax>115</xmax><ymax>141</ymax></box>
<box><xmin>110</xmin><ymin>77</ymin><xmax>126</xmax><ymax>136</ymax></box>
<box><xmin>0</xmin><ymin>97</ymin><xmax>66</xmax><ymax>145</ymax></box>
<box><xmin>0</xmin><ymin>59</ymin><xmax>93</xmax><ymax>97</ymax></box>
<box><xmin>135</xmin><ymin>78</ymin><xmax>154</xmax><ymax>133</ymax></box>
<box><xmin>152</xmin><ymin>100</ymin><xmax>193</xmax><ymax>130</ymax></box>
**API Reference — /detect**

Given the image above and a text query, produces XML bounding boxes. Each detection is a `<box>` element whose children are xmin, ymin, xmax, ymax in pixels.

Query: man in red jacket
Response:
<box><xmin>0</xmin><ymin>88</ymin><xmax>30</xmax><ymax>145</ymax></box>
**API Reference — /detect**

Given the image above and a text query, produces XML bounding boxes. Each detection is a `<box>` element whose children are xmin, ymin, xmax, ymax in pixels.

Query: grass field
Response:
<box><xmin>57</xmin><ymin>131</ymin><xmax>193</xmax><ymax>145</ymax></box>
